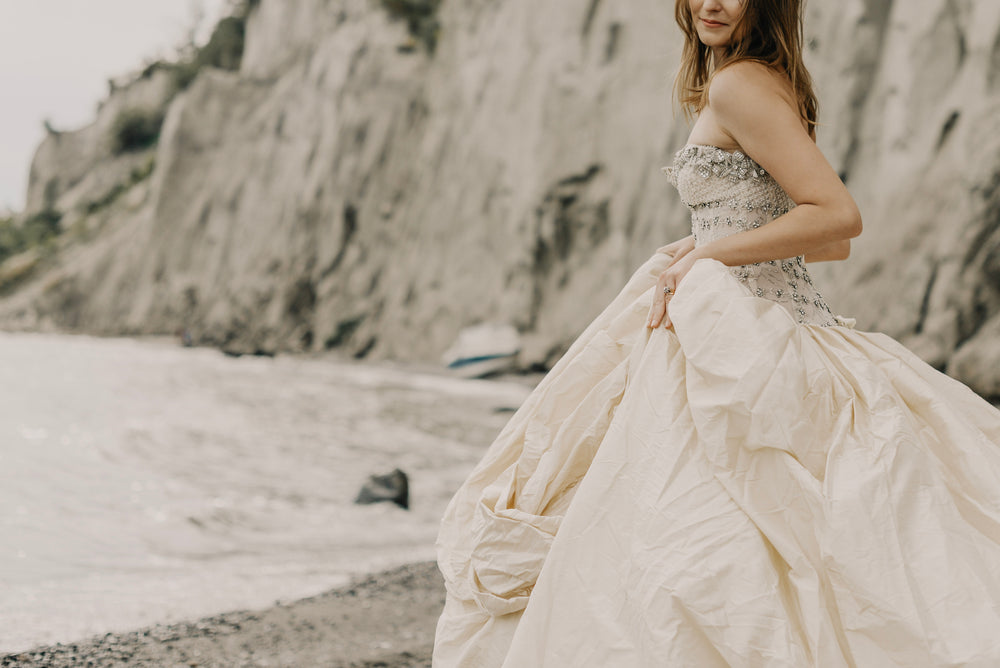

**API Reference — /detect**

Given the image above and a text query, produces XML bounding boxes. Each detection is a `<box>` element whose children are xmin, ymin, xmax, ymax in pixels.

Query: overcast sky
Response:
<box><xmin>0</xmin><ymin>0</ymin><xmax>228</xmax><ymax>213</ymax></box>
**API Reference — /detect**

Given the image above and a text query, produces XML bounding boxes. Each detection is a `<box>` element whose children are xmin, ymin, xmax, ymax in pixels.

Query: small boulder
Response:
<box><xmin>355</xmin><ymin>468</ymin><xmax>410</xmax><ymax>509</ymax></box>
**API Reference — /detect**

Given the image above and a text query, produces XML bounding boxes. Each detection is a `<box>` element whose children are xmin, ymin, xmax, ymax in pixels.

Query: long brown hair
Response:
<box><xmin>674</xmin><ymin>0</ymin><xmax>818</xmax><ymax>130</ymax></box>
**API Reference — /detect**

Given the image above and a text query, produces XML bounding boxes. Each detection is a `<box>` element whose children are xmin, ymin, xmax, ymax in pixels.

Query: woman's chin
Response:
<box><xmin>697</xmin><ymin>32</ymin><xmax>733</xmax><ymax>50</ymax></box>
<box><xmin>700</xmin><ymin>38</ymin><xmax>730</xmax><ymax>49</ymax></box>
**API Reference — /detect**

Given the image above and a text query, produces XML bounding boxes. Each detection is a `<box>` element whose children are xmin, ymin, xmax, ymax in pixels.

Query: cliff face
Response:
<box><xmin>806</xmin><ymin>0</ymin><xmax>1000</xmax><ymax>396</ymax></box>
<box><xmin>24</xmin><ymin>69</ymin><xmax>172</xmax><ymax>219</ymax></box>
<box><xmin>3</xmin><ymin>0</ymin><xmax>1000</xmax><ymax>395</ymax></box>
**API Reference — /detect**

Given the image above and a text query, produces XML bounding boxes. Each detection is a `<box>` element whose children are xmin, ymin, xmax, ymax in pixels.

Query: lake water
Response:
<box><xmin>0</xmin><ymin>332</ymin><xmax>531</xmax><ymax>653</ymax></box>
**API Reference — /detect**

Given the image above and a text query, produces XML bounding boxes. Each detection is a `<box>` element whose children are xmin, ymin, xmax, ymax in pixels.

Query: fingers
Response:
<box><xmin>652</xmin><ymin>296</ymin><xmax>673</xmax><ymax>329</ymax></box>
<box><xmin>648</xmin><ymin>277</ymin><xmax>677</xmax><ymax>329</ymax></box>
<box><xmin>647</xmin><ymin>304</ymin><xmax>663</xmax><ymax>328</ymax></box>
<box><xmin>649</xmin><ymin>299</ymin><xmax>673</xmax><ymax>329</ymax></box>
<box><xmin>646</xmin><ymin>294</ymin><xmax>665</xmax><ymax>328</ymax></box>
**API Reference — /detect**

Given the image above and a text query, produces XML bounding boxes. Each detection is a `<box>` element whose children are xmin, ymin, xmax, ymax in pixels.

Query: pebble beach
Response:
<box><xmin>1</xmin><ymin>561</ymin><xmax>443</xmax><ymax>668</ymax></box>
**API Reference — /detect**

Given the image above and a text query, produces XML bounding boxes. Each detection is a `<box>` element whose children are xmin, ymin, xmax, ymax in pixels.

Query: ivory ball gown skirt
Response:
<box><xmin>433</xmin><ymin>146</ymin><xmax>1000</xmax><ymax>667</ymax></box>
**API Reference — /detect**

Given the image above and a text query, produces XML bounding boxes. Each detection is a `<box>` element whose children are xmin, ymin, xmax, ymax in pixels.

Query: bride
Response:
<box><xmin>434</xmin><ymin>0</ymin><xmax>1000</xmax><ymax>665</ymax></box>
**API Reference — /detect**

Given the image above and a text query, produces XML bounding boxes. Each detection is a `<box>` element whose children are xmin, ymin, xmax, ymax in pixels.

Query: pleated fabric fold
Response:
<box><xmin>435</xmin><ymin>255</ymin><xmax>1000</xmax><ymax>667</ymax></box>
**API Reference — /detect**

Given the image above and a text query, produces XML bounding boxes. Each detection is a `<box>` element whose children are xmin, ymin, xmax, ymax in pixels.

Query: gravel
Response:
<box><xmin>1</xmin><ymin>562</ymin><xmax>444</xmax><ymax>668</ymax></box>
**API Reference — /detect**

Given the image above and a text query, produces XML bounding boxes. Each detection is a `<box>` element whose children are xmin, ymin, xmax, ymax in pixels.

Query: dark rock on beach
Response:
<box><xmin>356</xmin><ymin>468</ymin><xmax>410</xmax><ymax>509</ymax></box>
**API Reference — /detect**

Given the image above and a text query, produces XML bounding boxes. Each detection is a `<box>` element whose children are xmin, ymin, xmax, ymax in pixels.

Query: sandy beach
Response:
<box><xmin>2</xmin><ymin>333</ymin><xmax>531</xmax><ymax>655</ymax></box>
<box><xmin>1</xmin><ymin>561</ymin><xmax>443</xmax><ymax>668</ymax></box>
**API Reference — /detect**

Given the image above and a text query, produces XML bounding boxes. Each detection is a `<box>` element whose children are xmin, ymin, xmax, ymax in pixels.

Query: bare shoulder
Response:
<box><xmin>698</xmin><ymin>62</ymin><xmax>859</xmax><ymax>238</ymax></box>
<box><xmin>708</xmin><ymin>62</ymin><xmax>794</xmax><ymax>115</ymax></box>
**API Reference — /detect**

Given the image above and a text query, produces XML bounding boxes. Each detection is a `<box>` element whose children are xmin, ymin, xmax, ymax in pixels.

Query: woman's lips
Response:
<box><xmin>701</xmin><ymin>18</ymin><xmax>727</xmax><ymax>28</ymax></box>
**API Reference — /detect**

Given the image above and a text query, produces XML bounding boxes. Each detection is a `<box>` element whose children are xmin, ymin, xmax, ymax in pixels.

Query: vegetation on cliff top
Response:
<box><xmin>111</xmin><ymin>109</ymin><xmax>166</xmax><ymax>154</ymax></box>
<box><xmin>106</xmin><ymin>3</ymin><xmax>255</xmax><ymax>163</ymax></box>
<box><xmin>139</xmin><ymin>10</ymin><xmax>248</xmax><ymax>94</ymax></box>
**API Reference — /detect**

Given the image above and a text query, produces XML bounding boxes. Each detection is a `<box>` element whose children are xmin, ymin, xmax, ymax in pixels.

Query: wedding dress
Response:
<box><xmin>433</xmin><ymin>144</ymin><xmax>1000</xmax><ymax>667</ymax></box>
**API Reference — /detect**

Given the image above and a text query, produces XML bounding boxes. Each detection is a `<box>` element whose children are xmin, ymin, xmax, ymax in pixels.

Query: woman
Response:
<box><xmin>434</xmin><ymin>0</ymin><xmax>1000</xmax><ymax>665</ymax></box>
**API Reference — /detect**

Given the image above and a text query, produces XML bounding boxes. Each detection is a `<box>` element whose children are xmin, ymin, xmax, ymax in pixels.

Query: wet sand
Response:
<box><xmin>0</xmin><ymin>562</ymin><xmax>443</xmax><ymax>668</ymax></box>
<box><xmin>2</xmin><ymin>333</ymin><xmax>535</xmax><ymax>654</ymax></box>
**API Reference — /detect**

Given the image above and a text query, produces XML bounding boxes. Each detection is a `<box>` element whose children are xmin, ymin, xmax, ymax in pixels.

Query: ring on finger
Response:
<box><xmin>662</xmin><ymin>286</ymin><xmax>673</xmax><ymax>296</ymax></box>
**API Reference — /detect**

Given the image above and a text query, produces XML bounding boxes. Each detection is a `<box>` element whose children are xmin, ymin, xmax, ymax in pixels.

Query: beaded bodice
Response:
<box><xmin>662</xmin><ymin>144</ymin><xmax>838</xmax><ymax>327</ymax></box>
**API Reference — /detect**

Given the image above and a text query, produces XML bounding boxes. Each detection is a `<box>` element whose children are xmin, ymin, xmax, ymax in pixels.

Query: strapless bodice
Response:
<box><xmin>662</xmin><ymin>144</ymin><xmax>838</xmax><ymax>327</ymax></box>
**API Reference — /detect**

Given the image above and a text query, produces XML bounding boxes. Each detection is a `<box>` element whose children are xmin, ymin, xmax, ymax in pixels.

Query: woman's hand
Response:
<box><xmin>647</xmin><ymin>248</ymin><xmax>702</xmax><ymax>330</ymax></box>
<box><xmin>656</xmin><ymin>235</ymin><xmax>696</xmax><ymax>259</ymax></box>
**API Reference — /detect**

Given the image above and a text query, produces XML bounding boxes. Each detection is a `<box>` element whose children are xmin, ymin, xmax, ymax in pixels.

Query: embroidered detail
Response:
<box><xmin>672</xmin><ymin>144</ymin><xmax>769</xmax><ymax>182</ymax></box>
<box><xmin>662</xmin><ymin>144</ymin><xmax>839</xmax><ymax>327</ymax></box>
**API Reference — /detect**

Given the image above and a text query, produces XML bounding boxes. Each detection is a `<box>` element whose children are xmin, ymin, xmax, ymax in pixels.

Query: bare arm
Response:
<box><xmin>805</xmin><ymin>239</ymin><xmax>851</xmax><ymax>263</ymax></box>
<box><xmin>688</xmin><ymin>63</ymin><xmax>862</xmax><ymax>267</ymax></box>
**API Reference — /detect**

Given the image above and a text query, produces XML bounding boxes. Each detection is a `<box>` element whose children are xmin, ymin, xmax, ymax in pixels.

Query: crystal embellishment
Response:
<box><xmin>660</xmin><ymin>144</ymin><xmax>838</xmax><ymax>327</ymax></box>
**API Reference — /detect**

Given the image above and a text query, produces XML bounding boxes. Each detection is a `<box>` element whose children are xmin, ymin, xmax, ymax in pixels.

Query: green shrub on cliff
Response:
<box><xmin>199</xmin><ymin>16</ymin><xmax>246</xmax><ymax>71</ymax></box>
<box><xmin>380</xmin><ymin>0</ymin><xmax>441</xmax><ymax>53</ymax></box>
<box><xmin>138</xmin><ymin>6</ymin><xmax>251</xmax><ymax>93</ymax></box>
<box><xmin>0</xmin><ymin>216</ymin><xmax>19</xmax><ymax>260</ymax></box>
<box><xmin>21</xmin><ymin>210</ymin><xmax>62</xmax><ymax>247</ymax></box>
<box><xmin>170</xmin><ymin>13</ymin><xmax>249</xmax><ymax>91</ymax></box>
<box><xmin>111</xmin><ymin>108</ymin><xmax>165</xmax><ymax>154</ymax></box>
<box><xmin>83</xmin><ymin>157</ymin><xmax>156</xmax><ymax>215</ymax></box>
<box><xmin>168</xmin><ymin>15</ymin><xmax>248</xmax><ymax>90</ymax></box>
<box><xmin>0</xmin><ymin>210</ymin><xmax>62</xmax><ymax>264</ymax></box>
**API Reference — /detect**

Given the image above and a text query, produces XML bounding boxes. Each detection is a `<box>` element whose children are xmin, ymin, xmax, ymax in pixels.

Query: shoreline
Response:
<box><xmin>2</xmin><ymin>332</ymin><xmax>526</xmax><ymax>666</ymax></box>
<box><xmin>1</xmin><ymin>562</ymin><xmax>444</xmax><ymax>668</ymax></box>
